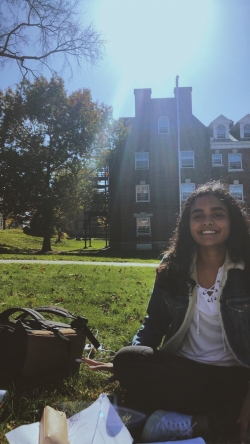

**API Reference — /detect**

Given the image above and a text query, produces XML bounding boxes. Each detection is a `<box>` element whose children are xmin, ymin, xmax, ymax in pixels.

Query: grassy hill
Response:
<box><xmin>0</xmin><ymin>228</ymin><xmax>162</xmax><ymax>262</ymax></box>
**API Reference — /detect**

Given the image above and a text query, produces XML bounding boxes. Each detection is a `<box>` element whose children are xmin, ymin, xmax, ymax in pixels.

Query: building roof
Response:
<box><xmin>209</xmin><ymin>114</ymin><xmax>232</xmax><ymax>126</ymax></box>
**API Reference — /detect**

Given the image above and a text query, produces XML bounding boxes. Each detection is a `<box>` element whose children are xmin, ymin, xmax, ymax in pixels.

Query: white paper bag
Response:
<box><xmin>5</xmin><ymin>394</ymin><xmax>133</xmax><ymax>444</ymax></box>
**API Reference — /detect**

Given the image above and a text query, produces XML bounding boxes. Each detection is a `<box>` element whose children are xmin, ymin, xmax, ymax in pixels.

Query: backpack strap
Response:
<box><xmin>35</xmin><ymin>306</ymin><xmax>100</xmax><ymax>349</ymax></box>
<box><xmin>0</xmin><ymin>307</ymin><xmax>46</xmax><ymax>323</ymax></box>
<box><xmin>35</xmin><ymin>306</ymin><xmax>87</xmax><ymax>322</ymax></box>
<box><xmin>71</xmin><ymin>317</ymin><xmax>100</xmax><ymax>349</ymax></box>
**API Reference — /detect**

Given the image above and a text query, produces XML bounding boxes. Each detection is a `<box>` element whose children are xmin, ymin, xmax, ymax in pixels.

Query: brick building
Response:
<box><xmin>109</xmin><ymin>86</ymin><xmax>250</xmax><ymax>251</ymax></box>
<box><xmin>209</xmin><ymin>114</ymin><xmax>250</xmax><ymax>206</ymax></box>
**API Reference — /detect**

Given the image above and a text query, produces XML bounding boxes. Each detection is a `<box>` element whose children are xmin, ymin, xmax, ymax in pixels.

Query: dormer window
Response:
<box><xmin>158</xmin><ymin>116</ymin><xmax>169</xmax><ymax>134</ymax></box>
<box><xmin>217</xmin><ymin>124</ymin><xmax>226</xmax><ymax>139</ymax></box>
<box><xmin>243</xmin><ymin>124</ymin><xmax>250</xmax><ymax>138</ymax></box>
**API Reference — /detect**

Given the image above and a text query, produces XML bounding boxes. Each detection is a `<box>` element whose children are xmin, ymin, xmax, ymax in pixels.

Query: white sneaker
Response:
<box><xmin>141</xmin><ymin>410</ymin><xmax>193</xmax><ymax>442</ymax></box>
<box><xmin>0</xmin><ymin>390</ymin><xmax>9</xmax><ymax>404</ymax></box>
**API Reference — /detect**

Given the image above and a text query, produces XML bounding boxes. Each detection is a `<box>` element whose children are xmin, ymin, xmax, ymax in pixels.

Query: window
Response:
<box><xmin>217</xmin><ymin>124</ymin><xmax>226</xmax><ymax>139</ymax></box>
<box><xmin>136</xmin><ymin>217</ymin><xmax>151</xmax><ymax>235</ymax></box>
<box><xmin>212</xmin><ymin>154</ymin><xmax>222</xmax><ymax>166</ymax></box>
<box><xmin>135</xmin><ymin>152</ymin><xmax>149</xmax><ymax>170</ymax></box>
<box><xmin>228</xmin><ymin>153</ymin><xmax>242</xmax><ymax>170</ymax></box>
<box><xmin>230</xmin><ymin>184</ymin><xmax>243</xmax><ymax>201</ymax></box>
<box><xmin>181</xmin><ymin>183</ymin><xmax>195</xmax><ymax>201</ymax></box>
<box><xmin>180</xmin><ymin>151</ymin><xmax>195</xmax><ymax>168</ymax></box>
<box><xmin>136</xmin><ymin>184</ymin><xmax>150</xmax><ymax>202</ymax></box>
<box><xmin>158</xmin><ymin>116</ymin><xmax>169</xmax><ymax>134</ymax></box>
<box><xmin>243</xmin><ymin>124</ymin><xmax>250</xmax><ymax>138</ymax></box>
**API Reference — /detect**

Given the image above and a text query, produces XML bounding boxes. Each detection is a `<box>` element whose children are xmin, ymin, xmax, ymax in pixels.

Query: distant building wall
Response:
<box><xmin>110</xmin><ymin>86</ymin><xmax>210</xmax><ymax>250</ymax></box>
<box><xmin>109</xmin><ymin>86</ymin><xmax>250</xmax><ymax>251</ymax></box>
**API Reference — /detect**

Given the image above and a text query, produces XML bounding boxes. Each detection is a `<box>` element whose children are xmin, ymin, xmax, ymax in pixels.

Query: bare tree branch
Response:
<box><xmin>0</xmin><ymin>0</ymin><xmax>105</xmax><ymax>78</ymax></box>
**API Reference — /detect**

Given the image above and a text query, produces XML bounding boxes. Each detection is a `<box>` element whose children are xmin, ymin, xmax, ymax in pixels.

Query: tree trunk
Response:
<box><xmin>41</xmin><ymin>205</ymin><xmax>52</xmax><ymax>252</ymax></box>
<box><xmin>41</xmin><ymin>158</ymin><xmax>53</xmax><ymax>252</ymax></box>
<box><xmin>41</xmin><ymin>231</ymin><xmax>52</xmax><ymax>252</ymax></box>
<box><xmin>56</xmin><ymin>229</ymin><xmax>62</xmax><ymax>243</ymax></box>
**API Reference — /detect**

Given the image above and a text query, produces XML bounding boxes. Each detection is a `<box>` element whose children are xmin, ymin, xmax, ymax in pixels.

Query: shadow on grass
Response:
<box><xmin>0</xmin><ymin>245</ymin><xmax>165</xmax><ymax>260</ymax></box>
<box><xmin>0</xmin><ymin>368</ymin><xmax>83</xmax><ymax>427</ymax></box>
<box><xmin>73</xmin><ymin>247</ymin><xmax>164</xmax><ymax>260</ymax></box>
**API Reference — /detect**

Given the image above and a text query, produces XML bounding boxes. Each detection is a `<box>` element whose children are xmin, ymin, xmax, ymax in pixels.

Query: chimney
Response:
<box><xmin>134</xmin><ymin>88</ymin><xmax>152</xmax><ymax>117</ymax></box>
<box><xmin>174</xmin><ymin>86</ymin><xmax>192</xmax><ymax>116</ymax></box>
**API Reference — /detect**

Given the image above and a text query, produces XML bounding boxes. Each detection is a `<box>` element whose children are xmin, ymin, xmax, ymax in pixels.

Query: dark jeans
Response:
<box><xmin>113</xmin><ymin>346</ymin><xmax>250</xmax><ymax>438</ymax></box>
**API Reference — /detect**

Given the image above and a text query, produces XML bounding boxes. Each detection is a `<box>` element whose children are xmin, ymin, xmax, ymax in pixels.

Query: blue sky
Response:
<box><xmin>1</xmin><ymin>0</ymin><xmax>250</xmax><ymax>126</ymax></box>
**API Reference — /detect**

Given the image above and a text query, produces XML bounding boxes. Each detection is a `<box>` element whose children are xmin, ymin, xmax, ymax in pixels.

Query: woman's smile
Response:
<box><xmin>189</xmin><ymin>194</ymin><xmax>230</xmax><ymax>249</ymax></box>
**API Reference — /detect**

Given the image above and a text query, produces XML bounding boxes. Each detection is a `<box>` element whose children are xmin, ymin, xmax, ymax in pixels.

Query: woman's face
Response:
<box><xmin>189</xmin><ymin>194</ymin><xmax>230</xmax><ymax>249</ymax></box>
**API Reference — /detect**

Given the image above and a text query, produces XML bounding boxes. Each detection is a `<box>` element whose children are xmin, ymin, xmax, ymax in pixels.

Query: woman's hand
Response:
<box><xmin>84</xmin><ymin>357</ymin><xmax>116</xmax><ymax>384</ymax></box>
<box><xmin>84</xmin><ymin>357</ymin><xmax>114</xmax><ymax>373</ymax></box>
<box><xmin>237</xmin><ymin>390</ymin><xmax>250</xmax><ymax>444</ymax></box>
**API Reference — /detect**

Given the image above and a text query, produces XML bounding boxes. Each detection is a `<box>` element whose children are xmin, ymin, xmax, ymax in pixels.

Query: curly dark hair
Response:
<box><xmin>156</xmin><ymin>181</ymin><xmax>250</xmax><ymax>294</ymax></box>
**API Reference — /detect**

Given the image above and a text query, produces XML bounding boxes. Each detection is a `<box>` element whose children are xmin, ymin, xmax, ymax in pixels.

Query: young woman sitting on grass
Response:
<box><xmin>85</xmin><ymin>181</ymin><xmax>250</xmax><ymax>444</ymax></box>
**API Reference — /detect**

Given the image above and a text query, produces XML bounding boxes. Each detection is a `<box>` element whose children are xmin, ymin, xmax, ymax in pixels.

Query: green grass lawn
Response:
<box><xmin>0</xmin><ymin>262</ymin><xmax>156</xmax><ymax>443</ymax></box>
<box><xmin>0</xmin><ymin>229</ymin><xmax>162</xmax><ymax>263</ymax></box>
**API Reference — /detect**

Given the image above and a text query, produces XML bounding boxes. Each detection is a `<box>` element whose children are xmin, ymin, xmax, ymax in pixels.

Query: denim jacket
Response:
<box><xmin>133</xmin><ymin>255</ymin><xmax>250</xmax><ymax>368</ymax></box>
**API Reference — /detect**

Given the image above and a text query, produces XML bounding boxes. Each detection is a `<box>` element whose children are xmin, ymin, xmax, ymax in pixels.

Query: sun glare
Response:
<box><xmin>96</xmin><ymin>0</ymin><xmax>215</xmax><ymax>117</ymax></box>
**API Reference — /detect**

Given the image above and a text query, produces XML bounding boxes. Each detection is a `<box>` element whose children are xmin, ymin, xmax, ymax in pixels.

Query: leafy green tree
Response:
<box><xmin>0</xmin><ymin>76</ymin><xmax>111</xmax><ymax>251</ymax></box>
<box><xmin>0</xmin><ymin>87</ymin><xmax>26</xmax><ymax>228</ymax></box>
<box><xmin>56</xmin><ymin>119</ymin><xmax>128</xmax><ymax>244</ymax></box>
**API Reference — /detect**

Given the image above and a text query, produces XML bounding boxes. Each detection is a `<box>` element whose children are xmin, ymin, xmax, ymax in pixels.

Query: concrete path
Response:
<box><xmin>0</xmin><ymin>259</ymin><xmax>158</xmax><ymax>267</ymax></box>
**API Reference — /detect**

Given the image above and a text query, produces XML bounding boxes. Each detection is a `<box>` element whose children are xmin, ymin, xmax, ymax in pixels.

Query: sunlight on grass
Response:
<box><xmin>0</xmin><ymin>263</ymin><xmax>155</xmax><ymax>343</ymax></box>
<box><xmin>0</xmin><ymin>263</ymin><xmax>156</xmax><ymax>441</ymax></box>
<box><xmin>0</xmin><ymin>229</ymin><xmax>161</xmax><ymax>263</ymax></box>
<box><xmin>0</xmin><ymin>228</ymin><xmax>107</xmax><ymax>253</ymax></box>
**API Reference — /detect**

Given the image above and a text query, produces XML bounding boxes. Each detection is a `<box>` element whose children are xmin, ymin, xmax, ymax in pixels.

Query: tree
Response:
<box><xmin>0</xmin><ymin>0</ymin><xmax>105</xmax><ymax>78</ymax></box>
<box><xmin>0</xmin><ymin>76</ymin><xmax>111</xmax><ymax>251</ymax></box>
<box><xmin>51</xmin><ymin>118</ymin><xmax>130</xmax><ymax>245</ymax></box>
<box><xmin>0</xmin><ymin>87</ymin><xmax>25</xmax><ymax>228</ymax></box>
